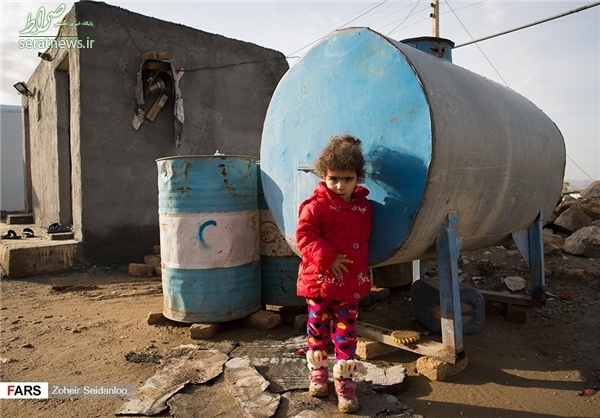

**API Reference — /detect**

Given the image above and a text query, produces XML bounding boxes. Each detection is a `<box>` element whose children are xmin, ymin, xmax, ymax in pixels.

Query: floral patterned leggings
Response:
<box><xmin>306</xmin><ymin>297</ymin><xmax>359</xmax><ymax>360</ymax></box>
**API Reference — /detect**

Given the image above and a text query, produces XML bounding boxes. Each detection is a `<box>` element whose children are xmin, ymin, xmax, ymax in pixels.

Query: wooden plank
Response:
<box><xmin>356</xmin><ymin>322</ymin><xmax>460</xmax><ymax>364</ymax></box>
<box><xmin>145</xmin><ymin>93</ymin><xmax>169</xmax><ymax>121</ymax></box>
<box><xmin>480</xmin><ymin>290</ymin><xmax>546</xmax><ymax>307</ymax></box>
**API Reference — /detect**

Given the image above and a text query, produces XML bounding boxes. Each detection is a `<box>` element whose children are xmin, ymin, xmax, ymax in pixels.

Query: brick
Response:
<box><xmin>416</xmin><ymin>355</ymin><xmax>468</xmax><ymax>381</ymax></box>
<box><xmin>242</xmin><ymin>310</ymin><xmax>282</xmax><ymax>330</ymax></box>
<box><xmin>293</xmin><ymin>313</ymin><xmax>308</xmax><ymax>331</ymax></box>
<box><xmin>355</xmin><ymin>338</ymin><xmax>399</xmax><ymax>360</ymax></box>
<box><xmin>144</xmin><ymin>254</ymin><xmax>161</xmax><ymax>268</ymax></box>
<box><xmin>128</xmin><ymin>263</ymin><xmax>154</xmax><ymax>277</ymax></box>
<box><xmin>505</xmin><ymin>305</ymin><xmax>533</xmax><ymax>323</ymax></box>
<box><xmin>485</xmin><ymin>301</ymin><xmax>506</xmax><ymax>316</ymax></box>
<box><xmin>190</xmin><ymin>323</ymin><xmax>220</xmax><ymax>340</ymax></box>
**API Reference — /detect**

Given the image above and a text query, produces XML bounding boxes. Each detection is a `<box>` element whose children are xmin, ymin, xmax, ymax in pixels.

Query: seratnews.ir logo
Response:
<box><xmin>0</xmin><ymin>382</ymin><xmax>48</xmax><ymax>399</ymax></box>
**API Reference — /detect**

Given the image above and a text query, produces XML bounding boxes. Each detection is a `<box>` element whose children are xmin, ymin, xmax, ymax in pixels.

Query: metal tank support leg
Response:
<box><xmin>511</xmin><ymin>211</ymin><xmax>546</xmax><ymax>300</ymax></box>
<box><xmin>435</xmin><ymin>211</ymin><xmax>464</xmax><ymax>355</ymax></box>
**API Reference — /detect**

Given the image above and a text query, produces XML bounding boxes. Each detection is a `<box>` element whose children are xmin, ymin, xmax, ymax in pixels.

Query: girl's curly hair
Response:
<box><xmin>314</xmin><ymin>135</ymin><xmax>366</xmax><ymax>180</ymax></box>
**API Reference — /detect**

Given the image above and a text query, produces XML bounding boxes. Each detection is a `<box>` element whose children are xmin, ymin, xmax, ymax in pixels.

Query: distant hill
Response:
<box><xmin>565</xmin><ymin>179</ymin><xmax>593</xmax><ymax>192</ymax></box>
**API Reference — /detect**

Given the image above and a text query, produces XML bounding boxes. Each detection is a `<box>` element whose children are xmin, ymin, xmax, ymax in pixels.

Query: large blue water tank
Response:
<box><xmin>260</xmin><ymin>27</ymin><xmax>565</xmax><ymax>266</ymax></box>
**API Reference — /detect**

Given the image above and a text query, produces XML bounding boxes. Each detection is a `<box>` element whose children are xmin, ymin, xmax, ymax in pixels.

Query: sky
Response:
<box><xmin>1</xmin><ymin>0</ymin><xmax>598</xmax><ymax>183</ymax></box>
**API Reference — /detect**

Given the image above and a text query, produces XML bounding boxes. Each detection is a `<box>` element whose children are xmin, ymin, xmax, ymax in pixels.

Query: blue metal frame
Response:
<box><xmin>435</xmin><ymin>211</ymin><xmax>464</xmax><ymax>354</ymax></box>
<box><xmin>511</xmin><ymin>211</ymin><xmax>546</xmax><ymax>300</ymax></box>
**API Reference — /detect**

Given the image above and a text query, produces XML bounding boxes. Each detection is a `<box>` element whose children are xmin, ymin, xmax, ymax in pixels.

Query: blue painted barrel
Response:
<box><xmin>258</xmin><ymin>166</ymin><xmax>303</xmax><ymax>306</ymax></box>
<box><xmin>157</xmin><ymin>156</ymin><xmax>261</xmax><ymax>323</ymax></box>
<box><xmin>260</xmin><ymin>27</ymin><xmax>565</xmax><ymax>266</ymax></box>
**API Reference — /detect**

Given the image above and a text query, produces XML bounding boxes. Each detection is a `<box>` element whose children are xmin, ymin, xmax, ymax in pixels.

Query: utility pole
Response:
<box><xmin>430</xmin><ymin>0</ymin><xmax>440</xmax><ymax>37</ymax></box>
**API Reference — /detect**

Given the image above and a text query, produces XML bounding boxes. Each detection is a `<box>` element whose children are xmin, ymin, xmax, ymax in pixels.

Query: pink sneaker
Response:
<box><xmin>334</xmin><ymin>378</ymin><xmax>359</xmax><ymax>413</ymax></box>
<box><xmin>309</xmin><ymin>368</ymin><xmax>329</xmax><ymax>397</ymax></box>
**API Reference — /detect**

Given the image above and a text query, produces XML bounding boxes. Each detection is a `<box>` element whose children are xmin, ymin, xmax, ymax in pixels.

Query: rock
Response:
<box><xmin>563</xmin><ymin>225</ymin><xmax>600</xmax><ymax>258</ymax></box>
<box><xmin>190</xmin><ymin>323</ymin><xmax>220</xmax><ymax>340</ymax></box>
<box><xmin>578</xmin><ymin>198</ymin><xmax>600</xmax><ymax>221</ymax></box>
<box><xmin>554</xmin><ymin>195</ymin><xmax>578</xmax><ymax>216</ymax></box>
<box><xmin>503</xmin><ymin>276</ymin><xmax>526</xmax><ymax>291</ymax></box>
<box><xmin>147</xmin><ymin>312</ymin><xmax>166</xmax><ymax>325</ymax></box>
<box><xmin>543</xmin><ymin>229</ymin><xmax>564</xmax><ymax>255</ymax></box>
<box><xmin>580</xmin><ymin>180</ymin><xmax>600</xmax><ymax>198</ymax></box>
<box><xmin>416</xmin><ymin>355</ymin><xmax>468</xmax><ymax>381</ymax></box>
<box><xmin>153</xmin><ymin>245</ymin><xmax>161</xmax><ymax>255</ymax></box>
<box><xmin>242</xmin><ymin>310</ymin><xmax>282</xmax><ymax>330</ymax></box>
<box><xmin>554</xmin><ymin>206</ymin><xmax>593</xmax><ymax>234</ymax></box>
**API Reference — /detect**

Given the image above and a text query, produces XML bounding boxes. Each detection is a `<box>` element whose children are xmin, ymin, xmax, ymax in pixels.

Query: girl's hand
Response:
<box><xmin>330</xmin><ymin>254</ymin><xmax>353</xmax><ymax>277</ymax></box>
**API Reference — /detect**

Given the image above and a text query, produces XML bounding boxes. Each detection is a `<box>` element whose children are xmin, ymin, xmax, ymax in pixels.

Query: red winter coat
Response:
<box><xmin>296</xmin><ymin>182</ymin><xmax>372</xmax><ymax>303</ymax></box>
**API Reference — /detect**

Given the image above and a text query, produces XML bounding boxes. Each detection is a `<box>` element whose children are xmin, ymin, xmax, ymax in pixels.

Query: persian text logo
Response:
<box><xmin>20</xmin><ymin>4</ymin><xmax>67</xmax><ymax>35</ymax></box>
<box><xmin>18</xmin><ymin>3</ymin><xmax>95</xmax><ymax>50</ymax></box>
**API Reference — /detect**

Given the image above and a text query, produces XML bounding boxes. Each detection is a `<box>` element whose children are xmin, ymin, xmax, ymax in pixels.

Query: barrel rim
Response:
<box><xmin>156</xmin><ymin>154</ymin><xmax>258</xmax><ymax>162</ymax></box>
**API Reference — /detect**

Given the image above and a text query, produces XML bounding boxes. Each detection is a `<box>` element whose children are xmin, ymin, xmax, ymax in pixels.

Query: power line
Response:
<box><xmin>386</xmin><ymin>0</ymin><xmax>422</xmax><ymax>36</ymax></box>
<box><xmin>446</xmin><ymin>0</ymin><xmax>509</xmax><ymax>86</ymax></box>
<box><xmin>454</xmin><ymin>1</ymin><xmax>600</xmax><ymax>48</ymax></box>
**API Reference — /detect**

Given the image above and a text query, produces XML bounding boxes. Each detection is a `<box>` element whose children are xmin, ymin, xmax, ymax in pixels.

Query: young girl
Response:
<box><xmin>296</xmin><ymin>135</ymin><xmax>372</xmax><ymax>413</ymax></box>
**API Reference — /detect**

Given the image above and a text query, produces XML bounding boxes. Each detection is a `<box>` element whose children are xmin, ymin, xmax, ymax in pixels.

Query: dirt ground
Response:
<box><xmin>1</xmin><ymin>244</ymin><xmax>599</xmax><ymax>418</ymax></box>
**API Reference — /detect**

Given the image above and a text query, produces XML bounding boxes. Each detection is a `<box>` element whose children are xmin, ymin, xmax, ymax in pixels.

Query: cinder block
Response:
<box><xmin>242</xmin><ymin>310</ymin><xmax>282</xmax><ymax>330</ymax></box>
<box><xmin>355</xmin><ymin>338</ymin><xmax>399</xmax><ymax>360</ymax></box>
<box><xmin>128</xmin><ymin>263</ymin><xmax>154</xmax><ymax>277</ymax></box>
<box><xmin>190</xmin><ymin>323</ymin><xmax>220</xmax><ymax>340</ymax></box>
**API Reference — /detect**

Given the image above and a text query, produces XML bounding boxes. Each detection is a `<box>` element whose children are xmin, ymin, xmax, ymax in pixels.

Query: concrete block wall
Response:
<box><xmin>22</xmin><ymin>1</ymin><xmax>289</xmax><ymax>264</ymax></box>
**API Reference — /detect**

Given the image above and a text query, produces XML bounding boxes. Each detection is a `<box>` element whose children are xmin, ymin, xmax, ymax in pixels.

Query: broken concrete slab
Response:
<box><xmin>167</xmin><ymin>375</ymin><xmax>246</xmax><ymax>418</ymax></box>
<box><xmin>224</xmin><ymin>356</ymin><xmax>281</xmax><ymax>417</ymax></box>
<box><xmin>115</xmin><ymin>346</ymin><xmax>228</xmax><ymax>415</ymax></box>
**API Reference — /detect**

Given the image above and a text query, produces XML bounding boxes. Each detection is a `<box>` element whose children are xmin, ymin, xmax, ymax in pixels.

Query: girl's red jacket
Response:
<box><xmin>295</xmin><ymin>182</ymin><xmax>372</xmax><ymax>302</ymax></box>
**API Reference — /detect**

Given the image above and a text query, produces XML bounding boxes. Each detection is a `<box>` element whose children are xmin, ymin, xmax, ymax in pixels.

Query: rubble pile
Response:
<box><xmin>544</xmin><ymin>180</ymin><xmax>600</xmax><ymax>258</ymax></box>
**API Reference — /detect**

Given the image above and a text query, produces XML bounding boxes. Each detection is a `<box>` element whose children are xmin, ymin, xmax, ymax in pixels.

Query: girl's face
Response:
<box><xmin>325</xmin><ymin>169</ymin><xmax>359</xmax><ymax>202</ymax></box>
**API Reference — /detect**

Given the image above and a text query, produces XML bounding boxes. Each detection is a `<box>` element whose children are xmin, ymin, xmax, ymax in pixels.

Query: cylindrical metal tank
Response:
<box><xmin>157</xmin><ymin>155</ymin><xmax>261</xmax><ymax>322</ymax></box>
<box><xmin>260</xmin><ymin>27</ymin><xmax>565</xmax><ymax>266</ymax></box>
<box><xmin>258</xmin><ymin>166</ymin><xmax>303</xmax><ymax>306</ymax></box>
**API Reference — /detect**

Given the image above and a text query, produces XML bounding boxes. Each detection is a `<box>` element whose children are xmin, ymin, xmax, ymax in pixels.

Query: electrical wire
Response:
<box><xmin>455</xmin><ymin>1</ymin><xmax>600</xmax><ymax>48</ymax></box>
<box><xmin>287</xmin><ymin>0</ymin><xmax>390</xmax><ymax>58</ymax></box>
<box><xmin>386</xmin><ymin>0</ymin><xmax>422</xmax><ymax>36</ymax></box>
<box><xmin>445</xmin><ymin>0</ymin><xmax>509</xmax><ymax>87</ymax></box>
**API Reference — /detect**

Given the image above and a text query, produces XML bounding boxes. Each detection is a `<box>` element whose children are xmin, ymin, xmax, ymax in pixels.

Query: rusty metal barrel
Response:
<box><xmin>157</xmin><ymin>156</ymin><xmax>261</xmax><ymax>322</ymax></box>
<box><xmin>260</xmin><ymin>27</ymin><xmax>565</xmax><ymax>266</ymax></box>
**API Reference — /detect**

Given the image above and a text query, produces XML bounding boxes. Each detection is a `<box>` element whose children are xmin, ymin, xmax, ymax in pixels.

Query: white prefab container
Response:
<box><xmin>1</xmin><ymin>104</ymin><xmax>25</xmax><ymax>212</ymax></box>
